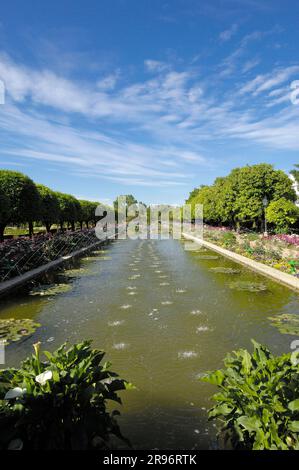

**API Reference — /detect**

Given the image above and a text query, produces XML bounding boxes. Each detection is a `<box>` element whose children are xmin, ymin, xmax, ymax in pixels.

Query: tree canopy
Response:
<box><xmin>0</xmin><ymin>170</ymin><xmax>40</xmax><ymax>239</ymax></box>
<box><xmin>187</xmin><ymin>164</ymin><xmax>297</xmax><ymax>231</ymax></box>
<box><xmin>36</xmin><ymin>184</ymin><xmax>60</xmax><ymax>232</ymax></box>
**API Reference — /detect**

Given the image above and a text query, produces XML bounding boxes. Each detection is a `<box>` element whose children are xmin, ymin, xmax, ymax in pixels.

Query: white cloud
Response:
<box><xmin>0</xmin><ymin>49</ymin><xmax>299</xmax><ymax>194</ymax></box>
<box><xmin>144</xmin><ymin>59</ymin><xmax>169</xmax><ymax>73</ymax></box>
<box><xmin>219</xmin><ymin>23</ymin><xmax>239</xmax><ymax>42</ymax></box>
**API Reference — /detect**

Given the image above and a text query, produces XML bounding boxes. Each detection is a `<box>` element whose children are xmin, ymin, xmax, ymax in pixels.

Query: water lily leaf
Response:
<box><xmin>210</xmin><ymin>267</ymin><xmax>241</xmax><ymax>274</ymax></box>
<box><xmin>229</xmin><ymin>281</ymin><xmax>268</xmax><ymax>292</ymax></box>
<box><xmin>64</xmin><ymin>268</ymin><xmax>90</xmax><ymax>277</ymax></box>
<box><xmin>29</xmin><ymin>283</ymin><xmax>72</xmax><ymax>296</ymax></box>
<box><xmin>268</xmin><ymin>314</ymin><xmax>299</xmax><ymax>336</ymax></box>
<box><xmin>0</xmin><ymin>319</ymin><xmax>41</xmax><ymax>345</ymax></box>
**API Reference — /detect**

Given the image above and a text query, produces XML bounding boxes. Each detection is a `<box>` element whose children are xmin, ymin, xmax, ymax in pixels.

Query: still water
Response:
<box><xmin>1</xmin><ymin>238</ymin><xmax>298</xmax><ymax>449</ymax></box>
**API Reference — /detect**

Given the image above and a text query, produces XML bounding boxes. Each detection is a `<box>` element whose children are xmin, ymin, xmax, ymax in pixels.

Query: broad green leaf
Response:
<box><xmin>237</xmin><ymin>415</ymin><xmax>261</xmax><ymax>433</ymax></box>
<box><xmin>288</xmin><ymin>421</ymin><xmax>299</xmax><ymax>432</ymax></box>
<box><xmin>288</xmin><ymin>399</ymin><xmax>299</xmax><ymax>412</ymax></box>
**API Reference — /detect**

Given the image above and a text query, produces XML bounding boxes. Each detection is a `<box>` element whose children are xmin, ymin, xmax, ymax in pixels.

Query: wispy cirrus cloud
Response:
<box><xmin>219</xmin><ymin>23</ymin><xmax>239</xmax><ymax>42</ymax></box>
<box><xmin>0</xmin><ymin>43</ymin><xmax>299</xmax><ymax>193</ymax></box>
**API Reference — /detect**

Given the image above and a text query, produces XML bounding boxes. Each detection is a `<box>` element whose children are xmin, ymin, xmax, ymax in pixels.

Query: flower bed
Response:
<box><xmin>0</xmin><ymin>230</ymin><xmax>100</xmax><ymax>282</ymax></box>
<box><xmin>203</xmin><ymin>226</ymin><xmax>299</xmax><ymax>276</ymax></box>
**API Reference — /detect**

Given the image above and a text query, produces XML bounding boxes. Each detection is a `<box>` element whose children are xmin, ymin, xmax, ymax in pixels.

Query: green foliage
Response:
<box><xmin>56</xmin><ymin>192</ymin><xmax>80</xmax><ymax>229</ymax></box>
<box><xmin>0</xmin><ymin>340</ymin><xmax>132</xmax><ymax>450</ymax></box>
<box><xmin>0</xmin><ymin>189</ymin><xmax>11</xmax><ymax>228</ymax></box>
<box><xmin>188</xmin><ymin>164</ymin><xmax>297</xmax><ymax>231</ymax></box>
<box><xmin>229</xmin><ymin>281</ymin><xmax>268</xmax><ymax>292</ymax></box>
<box><xmin>221</xmin><ymin>232</ymin><xmax>237</xmax><ymax>248</ymax></box>
<box><xmin>113</xmin><ymin>194</ymin><xmax>138</xmax><ymax>214</ymax></box>
<box><xmin>290</xmin><ymin>164</ymin><xmax>299</xmax><ymax>185</ymax></box>
<box><xmin>201</xmin><ymin>340</ymin><xmax>299</xmax><ymax>450</ymax></box>
<box><xmin>0</xmin><ymin>319</ymin><xmax>40</xmax><ymax>345</ymax></box>
<box><xmin>210</xmin><ymin>267</ymin><xmax>240</xmax><ymax>274</ymax></box>
<box><xmin>268</xmin><ymin>314</ymin><xmax>299</xmax><ymax>336</ymax></box>
<box><xmin>78</xmin><ymin>200</ymin><xmax>98</xmax><ymax>228</ymax></box>
<box><xmin>36</xmin><ymin>184</ymin><xmax>60</xmax><ymax>232</ymax></box>
<box><xmin>266</xmin><ymin>198</ymin><xmax>299</xmax><ymax>232</ymax></box>
<box><xmin>0</xmin><ymin>170</ymin><xmax>40</xmax><ymax>238</ymax></box>
<box><xmin>185</xmin><ymin>187</ymin><xmax>201</xmax><ymax>204</ymax></box>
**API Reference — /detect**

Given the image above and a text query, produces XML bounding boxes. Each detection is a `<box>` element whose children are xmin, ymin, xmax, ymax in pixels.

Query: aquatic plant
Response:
<box><xmin>201</xmin><ymin>340</ymin><xmax>299</xmax><ymax>450</ymax></box>
<box><xmin>196</xmin><ymin>255</ymin><xmax>219</xmax><ymax>260</ymax></box>
<box><xmin>29</xmin><ymin>283</ymin><xmax>72</xmax><ymax>296</ymax></box>
<box><xmin>0</xmin><ymin>319</ymin><xmax>40</xmax><ymax>345</ymax></box>
<box><xmin>0</xmin><ymin>340</ymin><xmax>133</xmax><ymax>450</ymax></box>
<box><xmin>64</xmin><ymin>267</ymin><xmax>90</xmax><ymax>277</ymax></box>
<box><xmin>268</xmin><ymin>314</ymin><xmax>299</xmax><ymax>336</ymax></box>
<box><xmin>210</xmin><ymin>267</ymin><xmax>241</xmax><ymax>274</ymax></box>
<box><xmin>229</xmin><ymin>281</ymin><xmax>268</xmax><ymax>292</ymax></box>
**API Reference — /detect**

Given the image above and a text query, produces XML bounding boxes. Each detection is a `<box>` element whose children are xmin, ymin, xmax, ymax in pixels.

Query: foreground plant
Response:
<box><xmin>201</xmin><ymin>340</ymin><xmax>299</xmax><ymax>450</ymax></box>
<box><xmin>0</xmin><ymin>340</ymin><xmax>133</xmax><ymax>450</ymax></box>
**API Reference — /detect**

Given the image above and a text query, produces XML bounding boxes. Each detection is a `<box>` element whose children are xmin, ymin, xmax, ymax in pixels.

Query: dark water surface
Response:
<box><xmin>1</xmin><ymin>238</ymin><xmax>298</xmax><ymax>449</ymax></box>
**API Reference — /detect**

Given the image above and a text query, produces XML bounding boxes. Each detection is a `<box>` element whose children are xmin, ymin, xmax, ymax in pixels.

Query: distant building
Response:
<box><xmin>289</xmin><ymin>174</ymin><xmax>299</xmax><ymax>207</ymax></box>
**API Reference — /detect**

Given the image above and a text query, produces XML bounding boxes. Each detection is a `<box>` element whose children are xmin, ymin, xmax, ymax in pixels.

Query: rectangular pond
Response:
<box><xmin>0</xmin><ymin>238</ymin><xmax>298</xmax><ymax>449</ymax></box>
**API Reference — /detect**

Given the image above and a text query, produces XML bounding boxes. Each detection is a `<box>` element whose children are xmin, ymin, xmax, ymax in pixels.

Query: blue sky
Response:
<box><xmin>0</xmin><ymin>0</ymin><xmax>298</xmax><ymax>205</ymax></box>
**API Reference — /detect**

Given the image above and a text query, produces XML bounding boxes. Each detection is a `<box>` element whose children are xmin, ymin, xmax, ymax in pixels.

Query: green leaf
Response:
<box><xmin>209</xmin><ymin>403</ymin><xmax>234</xmax><ymax>418</ymax></box>
<box><xmin>288</xmin><ymin>421</ymin><xmax>299</xmax><ymax>432</ymax></box>
<box><xmin>241</xmin><ymin>350</ymin><xmax>252</xmax><ymax>374</ymax></box>
<box><xmin>288</xmin><ymin>399</ymin><xmax>299</xmax><ymax>412</ymax></box>
<box><xmin>237</xmin><ymin>416</ymin><xmax>261</xmax><ymax>433</ymax></box>
<box><xmin>201</xmin><ymin>370</ymin><xmax>225</xmax><ymax>386</ymax></box>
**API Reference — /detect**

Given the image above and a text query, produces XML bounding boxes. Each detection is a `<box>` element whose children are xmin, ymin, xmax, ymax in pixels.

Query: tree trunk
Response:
<box><xmin>85</xmin><ymin>221</ymin><xmax>89</xmax><ymax>229</ymax></box>
<box><xmin>80</xmin><ymin>221</ymin><xmax>83</xmax><ymax>230</ymax></box>
<box><xmin>28</xmin><ymin>221</ymin><xmax>34</xmax><ymax>238</ymax></box>
<box><xmin>71</xmin><ymin>221</ymin><xmax>75</xmax><ymax>231</ymax></box>
<box><xmin>0</xmin><ymin>224</ymin><xmax>5</xmax><ymax>242</ymax></box>
<box><xmin>45</xmin><ymin>222</ymin><xmax>51</xmax><ymax>233</ymax></box>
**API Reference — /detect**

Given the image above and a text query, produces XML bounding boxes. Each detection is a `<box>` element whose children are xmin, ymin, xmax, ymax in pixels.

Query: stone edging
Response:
<box><xmin>182</xmin><ymin>232</ymin><xmax>299</xmax><ymax>292</ymax></box>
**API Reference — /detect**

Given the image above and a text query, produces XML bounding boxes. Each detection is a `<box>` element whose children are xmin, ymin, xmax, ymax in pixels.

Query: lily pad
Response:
<box><xmin>29</xmin><ymin>283</ymin><xmax>72</xmax><ymax>297</ymax></box>
<box><xmin>268</xmin><ymin>313</ymin><xmax>299</xmax><ymax>336</ymax></box>
<box><xmin>64</xmin><ymin>267</ymin><xmax>90</xmax><ymax>277</ymax></box>
<box><xmin>0</xmin><ymin>318</ymin><xmax>41</xmax><ymax>344</ymax></box>
<box><xmin>229</xmin><ymin>281</ymin><xmax>268</xmax><ymax>292</ymax></box>
<box><xmin>210</xmin><ymin>267</ymin><xmax>241</xmax><ymax>274</ymax></box>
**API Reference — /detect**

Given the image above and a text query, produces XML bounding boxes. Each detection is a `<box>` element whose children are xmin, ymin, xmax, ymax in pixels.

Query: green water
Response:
<box><xmin>1</xmin><ymin>238</ymin><xmax>299</xmax><ymax>449</ymax></box>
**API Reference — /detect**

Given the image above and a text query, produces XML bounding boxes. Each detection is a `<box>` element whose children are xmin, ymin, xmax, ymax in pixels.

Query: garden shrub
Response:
<box><xmin>201</xmin><ymin>340</ymin><xmax>299</xmax><ymax>450</ymax></box>
<box><xmin>0</xmin><ymin>340</ymin><xmax>133</xmax><ymax>450</ymax></box>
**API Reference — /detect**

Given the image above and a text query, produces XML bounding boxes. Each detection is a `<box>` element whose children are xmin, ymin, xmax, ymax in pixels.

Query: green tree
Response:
<box><xmin>56</xmin><ymin>192</ymin><xmax>80</xmax><ymax>231</ymax></box>
<box><xmin>230</xmin><ymin>164</ymin><xmax>296</xmax><ymax>230</ymax></box>
<box><xmin>113</xmin><ymin>194</ymin><xmax>138</xmax><ymax>223</ymax></box>
<box><xmin>0</xmin><ymin>189</ymin><xmax>11</xmax><ymax>240</ymax></box>
<box><xmin>0</xmin><ymin>170</ymin><xmax>40</xmax><ymax>240</ymax></box>
<box><xmin>189</xmin><ymin>164</ymin><xmax>296</xmax><ymax>231</ymax></box>
<box><xmin>190</xmin><ymin>185</ymin><xmax>218</xmax><ymax>224</ymax></box>
<box><xmin>78</xmin><ymin>200</ymin><xmax>98</xmax><ymax>229</ymax></box>
<box><xmin>37</xmin><ymin>184</ymin><xmax>60</xmax><ymax>233</ymax></box>
<box><xmin>266</xmin><ymin>198</ymin><xmax>299</xmax><ymax>232</ymax></box>
<box><xmin>290</xmin><ymin>164</ymin><xmax>299</xmax><ymax>185</ymax></box>
<box><xmin>185</xmin><ymin>187</ymin><xmax>200</xmax><ymax>204</ymax></box>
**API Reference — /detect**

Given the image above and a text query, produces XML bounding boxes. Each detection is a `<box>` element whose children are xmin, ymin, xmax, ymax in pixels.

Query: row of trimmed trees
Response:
<box><xmin>0</xmin><ymin>170</ymin><xmax>103</xmax><ymax>241</ymax></box>
<box><xmin>186</xmin><ymin>163</ymin><xmax>299</xmax><ymax>232</ymax></box>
